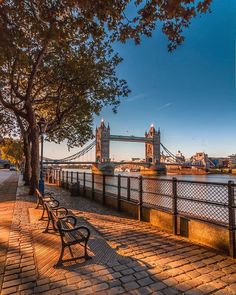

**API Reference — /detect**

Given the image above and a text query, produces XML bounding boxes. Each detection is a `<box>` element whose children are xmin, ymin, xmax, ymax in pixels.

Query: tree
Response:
<box><xmin>0</xmin><ymin>0</ymin><xmax>212</xmax><ymax>193</ymax></box>
<box><xmin>0</xmin><ymin>137</ymin><xmax>23</xmax><ymax>166</ymax></box>
<box><xmin>0</xmin><ymin>106</ymin><xmax>32</xmax><ymax>184</ymax></box>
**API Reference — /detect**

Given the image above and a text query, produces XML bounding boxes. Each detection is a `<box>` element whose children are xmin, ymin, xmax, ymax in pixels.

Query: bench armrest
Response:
<box><xmin>43</xmin><ymin>196</ymin><xmax>55</xmax><ymax>201</ymax></box>
<box><xmin>58</xmin><ymin>215</ymin><xmax>77</xmax><ymax>226</ymax></box>
<box><xmin>60</xmin><ymin>225</ymin><xmax>90</xmax><ymax>238</ymax></box>
<box><xmin>44</xmin><ymin>191</ymin><xmax>55</xmax><ymax>196</ymax></box>
<box><xmin>48</xmin><ymin>199</ymin><xmax>60</xmax><ymax>208</ymax></box>
<box><xmin>54</xmin><ymin>207</ymin><xmax>69</xmax><ymax>216</ymax></box>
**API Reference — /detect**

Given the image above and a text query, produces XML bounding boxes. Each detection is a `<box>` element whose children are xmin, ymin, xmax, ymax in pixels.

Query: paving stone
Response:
<box><xmin>134</xmin><ymin>271</ymin><xmax>149</xmax><ymax>280</ymax></box>
<box><xmin>120</xmin><ymin>274</ymin><xmax>136</xmax><ymax>283</ymax></box>
<box><xmin>1</xmin><ymin>286</ymin><xmax>18</xmax><ymax>295</ymax></box>
<box><xmin>33</xmin><ymin>284</ymin><xmax>50</xmax><ymax>293</ymax></box>
<box><xmin>77</xmin><ymin>287</ymin><xmax>93</xmax><ymax>295</ymax></box>
<box><xmin>124</xmin><ymin>281</ymin><xmax>140</xmax><ymax>291</ymax></box>
<box><xmin>137</xmin><ymin>277</ymin><xmax>154</xmax><ymax>287</ymax></box>
<box><xmin>18</xmin><ymin>282</ymin><xmax>36</xmax><ymax>291</ymax></box>
<box><xmin>2</xmin><ymin>278</ymin><xmax>21</xmax><ymax>289</ymax></box>
<box><xmin>149</xmin><ymin>282</ymin><xmax>167</xmax><ymax>291</ymax></box>
<box><xmin>162</xmin><ymin>287</ymin><xmax>179</xmax><ymax>295</ymax></box>
<box><xmin>135</xmin><ymin>286</ymin><xmax>153</xmax><ymax>295</ymax></box>
<box><xmin>93</xmin><ymin>282</ymin><xmax>109</xmax><ymax>292</ymax></box>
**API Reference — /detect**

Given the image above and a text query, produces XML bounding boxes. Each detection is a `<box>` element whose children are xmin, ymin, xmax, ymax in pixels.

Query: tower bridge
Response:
<box><xmin>94</xmin><ymin>120</ymin><xmax>163</xmax><ymax>174</ymax></box>
<box><xmin>43</xmin><ymin>120</ymin><xmax>215</xmax><ymax>175</ymax></box>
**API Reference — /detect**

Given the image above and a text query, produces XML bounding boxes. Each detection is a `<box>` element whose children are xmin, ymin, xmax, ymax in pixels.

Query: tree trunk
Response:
<box><xmin>29</xmin><ymin>127</ymin><xmax>39</xmax><ymax>195</ymax></box>
<box><xmin>23</xmin><ymin>133</ymin><xmax>31</xmax><ymax>185</ymax></box>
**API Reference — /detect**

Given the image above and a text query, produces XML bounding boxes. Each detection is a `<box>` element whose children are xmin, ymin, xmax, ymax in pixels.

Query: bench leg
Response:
<box><xmin>35</xmin><ymin>199</ymin><xmax>40</xmax><ymax>209</ymax></box>
<box><xmin>39</xmin><ymin>207</ymin><xmax>46</xmax><ymax>220</ymax></box>
<box><xmin>54</xmin><ymin>245</ymin><xmax>65</xmax><ymax>267</ymax></box>
<box><xmin>84</xmin><ymin>239</ymin><xmax>91</xmax><ymax>260</ymax></box>
<box><xmin>43</xmin><ymin>218</ymin><xmax>51</xmax><ymax>233</ymax></box>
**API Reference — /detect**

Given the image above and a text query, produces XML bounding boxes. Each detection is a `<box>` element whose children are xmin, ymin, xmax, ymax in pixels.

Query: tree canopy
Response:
<box><xmin>0</xmin><ymin>0</ymin><xmax>212</xmax><ymax>192</ymax></box>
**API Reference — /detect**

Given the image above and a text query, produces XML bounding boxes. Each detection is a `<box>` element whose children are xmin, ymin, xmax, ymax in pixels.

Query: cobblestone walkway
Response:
<box><xmin>0</xmin><ymin>172</ymin><xmax>19</xmax><ymax>294</ymax></box>
<box><xmin>1</xmin><ymin>180</ymin><xmax>236</xmax><ymax>295</ymax></box>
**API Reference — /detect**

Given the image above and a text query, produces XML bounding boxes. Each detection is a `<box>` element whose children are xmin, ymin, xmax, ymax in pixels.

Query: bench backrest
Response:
<box><xmin>35</xmin><ymin>189</ymin><xmax>44</xmax><ymax>204</ymax></box>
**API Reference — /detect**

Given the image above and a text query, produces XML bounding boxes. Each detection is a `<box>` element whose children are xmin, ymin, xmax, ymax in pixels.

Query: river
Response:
<box><xmin>52</xmin><ymin>168</ymin><xmax>235</xmax><ymax>225</ymax></box>
<box><xmin>63</xmin><ymin>168</ymin><xmax>236</xmax><ymax>183</ymax></box>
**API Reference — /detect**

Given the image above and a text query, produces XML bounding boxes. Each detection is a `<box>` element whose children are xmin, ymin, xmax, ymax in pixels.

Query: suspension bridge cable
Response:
<box><xmin>43</xmin><ymin>140</ymin><xmax>96</xmax><ymax>162</ymax></box>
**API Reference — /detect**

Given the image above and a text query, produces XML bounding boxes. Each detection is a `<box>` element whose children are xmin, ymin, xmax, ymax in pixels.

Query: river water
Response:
<box><xmin>56</xmin><ymin>168</ymin><xmax>235</xmax><ymax>226</ymax></box>
<box><xmin>63</xmin><ymin>168</ymin><xmax>236</xmax><ymax>183</ymax></box>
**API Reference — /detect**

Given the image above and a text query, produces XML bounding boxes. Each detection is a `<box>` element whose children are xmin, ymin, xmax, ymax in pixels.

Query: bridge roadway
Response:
<box><xmin>110</xmin><ymin>134</ymin><xmax>153</xmax><ymax>143</ymax></box>
<box><xmin>43</xmin><ymin>161</ymin><xmax>205</xmax><ymax>168</ymax></box>
<box><xmin>43</xmin><ymin>161</ymin><xmax>151</xmax><ymax>165</ymax></box>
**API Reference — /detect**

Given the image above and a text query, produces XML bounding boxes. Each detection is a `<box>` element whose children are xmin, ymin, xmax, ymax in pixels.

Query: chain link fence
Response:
<box><xmin>46</xmin><ymin>169</ymin><xmax>235</xmax><ymax>228</ymax></box>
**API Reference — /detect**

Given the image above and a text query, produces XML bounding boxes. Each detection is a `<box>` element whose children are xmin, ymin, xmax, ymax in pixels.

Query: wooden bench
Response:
<box><xmin>43</xmin><ymin>200</ymin><xmax>69</xmax><ymax>233</ymax></box>
<box><xmin>35</xmin><ymin>189</ymin><xmax>57</xmax><ymax>220</ymax></box>
<box><xmin>44</xmin><ymin>201</ymin><xmax>91</xmax><ymax>266</ymax></box>
<box><xmin>56</xmin><ymin>216</ymin><xmax>91</xmax><ymax>266</ymax></box>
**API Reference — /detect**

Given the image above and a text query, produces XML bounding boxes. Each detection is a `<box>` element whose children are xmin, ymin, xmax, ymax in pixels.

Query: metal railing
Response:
<box><xmin>45</xmin><ymin>168</ymin><xmax>236</xmax><ymax>258</ymax></box>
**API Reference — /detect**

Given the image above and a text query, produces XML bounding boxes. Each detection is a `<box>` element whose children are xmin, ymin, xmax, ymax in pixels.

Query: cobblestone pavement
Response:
<box><xmin>0</xmin><ymin>172</ymin><xmax>19</xmax><ymax>294</ymax></box>
<box><xmin>1</xmin><ymin>180</ymin><xmax>236</xmax><ymax>295</ymax></box>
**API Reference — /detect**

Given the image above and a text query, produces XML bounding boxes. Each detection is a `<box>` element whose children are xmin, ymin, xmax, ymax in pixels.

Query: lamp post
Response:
<box><xmin>38</xmin><ymin>117</ymin><xmax>47</xmax><ymax>194</ymax></box>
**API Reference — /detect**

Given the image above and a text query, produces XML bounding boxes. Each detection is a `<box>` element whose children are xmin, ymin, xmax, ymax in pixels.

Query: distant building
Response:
<box><xmin>209</xmin><ymin>157</ymin><xmax>229</xmax><ymax>168</ymax></box>
<box><xmin>191</xmin><ymin>152</ymin><xmax>209</xmax><ymax>168</ymax></box>
<box><xmin>176</xmin><ymin>150</ymin><xmax>185</xmax><ymax>162</ymax></box>
<box><xmin>229</xmin><ymin>154</ymin><xmax>236</xmax><ymax>168</ymax></box>
<box><xmin>131</xmin><ymin>158</ymin><xmax>145</xmax><ymax>162</ymax></box>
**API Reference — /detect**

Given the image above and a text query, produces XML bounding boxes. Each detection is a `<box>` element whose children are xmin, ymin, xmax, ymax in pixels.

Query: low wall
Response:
<box><xmin>54</xmin><ymin>181</ymin><xmax>234</xmax><ymax>257</ymax></box>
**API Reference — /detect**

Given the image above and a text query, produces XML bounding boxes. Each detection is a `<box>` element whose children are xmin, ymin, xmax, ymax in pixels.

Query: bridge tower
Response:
<box><xmin>145</xmin><ymin>124</ymin><xmax>161</xmax><ymax>165</ymax></box>
<box><xmin>95</xmin><ymin>119</ymin><xmax>110</xmax><ymax>163</ymax></box>
<box><xmin>141</xmin><ymin>124</ymin><xmax>165</xmax><ymax>175</ymax></box>
<box><xmin>93</xmin><ymin>119</ymin><xmax>114</xmax><ymax>175</ymax></box>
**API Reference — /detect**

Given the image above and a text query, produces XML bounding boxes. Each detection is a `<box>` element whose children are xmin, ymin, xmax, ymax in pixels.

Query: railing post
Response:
<box><xmin>62</xmin><ymin>170</ymin><xmax>64</xmax><ymax>184</ymax></box>
<box><xmin>127</xmin><ymin>177</ymin><xmax>131</xmax><ymax>201</ymax></box>
<box><xmin>92</xmin><ymin>173</ymin><xmax>95</xmax><ymax>200</ymax></box>
<box><xmin>228</xmin><ymin>180</ymin><xmax>235</xmax><ymax>258</ymax></box>
<box><xmin>66</xmin><ymin>171</ymin><xmax>68</xmax><ymax>188</ymax></box>
<box><xmin>172</xmin><ymin>177</ymin><xmax>178</xmax><ymax>235</ymax></box>
<box><xmin>117</xmin><ymin>174</ymin><xmax>121</xmax><ymax>211</ymax></box>
<box><xmin>59</xmin><ymin>170</ymin><xmax>61</xmax><ymax>186</ymax></box>
<box><xmin>71</xmin><ymin>171</ymin><xmax>73</xmax><ymax>184</ymax></box>
<box><xmin>102</xmin><ymin>174</ymin><xmax>106</xmax><ymax>205</ymax></box>
<box><xmin>138</xmin><ymin>176</ymin><xmax>143</xmax><ymax>221</ymax></box>
<box><xmin>77</xmin><ymin>172</ymin><xmax>79</xmax><ymax>183</ymax></box>
<box><xmin>83</xmin><ymin>172</ymin><xmax>86</xmax><ymax>196</ymax></box>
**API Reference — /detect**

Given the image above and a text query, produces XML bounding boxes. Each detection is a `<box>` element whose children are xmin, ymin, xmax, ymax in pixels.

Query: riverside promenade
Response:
<box><xmin>1</xmin><ymin>174</ymin><xmax>236</xmax><ymax>294</ymax></box>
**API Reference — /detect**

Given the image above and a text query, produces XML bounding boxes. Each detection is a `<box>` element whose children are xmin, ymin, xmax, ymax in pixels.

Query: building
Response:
<box><xmin>229</xmin><ymin>154</ymin><xmax>236</xmax><ymax>168</ymax></box>
<box><xmin>191</xmin><ymin>152</ymin><xmax>209</xmax><ymax>168</ymax></box>
<box><xmin>176</xmin><ymin>150</ymin><xmax>185</xmax><ymax>162</ymax></box>
<box><xmin>131</xmin><ymin>158</ymin><xmax>145</xmax><ymax>162</ymax></box>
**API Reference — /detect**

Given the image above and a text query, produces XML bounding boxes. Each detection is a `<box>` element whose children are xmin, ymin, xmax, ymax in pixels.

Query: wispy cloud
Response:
<box><xmin>127</xmin><ymin>93</ymin><xmax>146</xmax><ymax>102</ymax></box>
<box><xmin>156</xmin><ymin>102</ymin><xmax>173</xmax><ymax>111</ymax></box>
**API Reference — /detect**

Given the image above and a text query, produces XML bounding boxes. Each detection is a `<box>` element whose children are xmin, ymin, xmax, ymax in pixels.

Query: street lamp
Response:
<box><xmin>38</xmin><ymin>117</ymin><xmax>47</xmax><ymax>194</ymax></box>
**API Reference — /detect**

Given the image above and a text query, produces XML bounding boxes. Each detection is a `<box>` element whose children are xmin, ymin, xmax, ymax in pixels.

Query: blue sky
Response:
<box><xmin>45</xmin><ymin>0</ymin><xmax>236</xmax><ymax>161</ymax></box>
